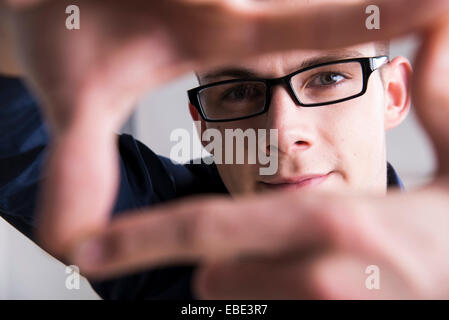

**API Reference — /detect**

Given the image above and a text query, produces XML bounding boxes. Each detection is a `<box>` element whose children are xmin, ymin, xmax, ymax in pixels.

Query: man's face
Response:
<box><xmin>193</xmin><ymin>43</ymin><xmax>409</xmax><ymax>196</ymax></box>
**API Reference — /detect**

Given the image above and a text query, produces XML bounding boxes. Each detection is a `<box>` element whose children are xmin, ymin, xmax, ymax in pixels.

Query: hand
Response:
<box><xmin>5</xmin><ymin>0</ymin><xmax>445</xmax><ymax>134</ymax></box>
<box><xmin>63</xmin><ymin>11</ymin><xmax>449</xmax><ymax>299</ymax></box>
<box><xmin>72</xmin><ymin>186</ymin><xmax>449</xmax><ymax>299</ymax></box>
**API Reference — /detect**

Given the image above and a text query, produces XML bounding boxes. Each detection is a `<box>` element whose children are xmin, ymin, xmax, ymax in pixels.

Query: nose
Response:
<box><xmin>264</xmin><ymin>85</ymin><xmax>313</xmax><ymax>156</ymax></box>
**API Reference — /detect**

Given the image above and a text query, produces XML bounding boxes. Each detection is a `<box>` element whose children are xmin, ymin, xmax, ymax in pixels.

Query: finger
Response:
<box><xmin>195</xmin><ymin>256</ymin><xmax>324</xmax><ymax>300</ymax></box>
<box><xmin>194</xmin><ymin>252</ymin><xmax>408</xmax><ymax>299</ymax></box>
<box><xmin>35</xmin><ymin>128</ymin><xmax>120</xmax><ymax>258</ymax></box>
<box><xmin>412</xmin><ymin>15</ymin><xmax>449</xmax><ymax>177</ymax></box>
<box><xmin>70</xmin><ymin>192</ymin><xmax>373</xmax><ymax>279</ymax></box>
<box><xmin>194</xmin><ymin>190</ymin><xmax>449</xmax><ymax>300</ymax></box>
<box><xmin>190</xmin><ymin>0</ymin><xmax>449</xmax><ymax>67</ymax></box>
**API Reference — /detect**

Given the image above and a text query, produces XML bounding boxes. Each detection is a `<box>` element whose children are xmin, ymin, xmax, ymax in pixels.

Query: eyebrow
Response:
<box><xmin>200</xmin><ymin>50</ymin><xmax>365</xmax><ymax>83</ymax></box>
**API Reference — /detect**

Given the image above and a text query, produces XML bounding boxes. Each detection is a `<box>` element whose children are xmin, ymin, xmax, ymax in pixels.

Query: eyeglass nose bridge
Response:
<box><xmin>265</xmin><ymin>76</ymin><xmax>303</xmax><ymax>108</ymax></box>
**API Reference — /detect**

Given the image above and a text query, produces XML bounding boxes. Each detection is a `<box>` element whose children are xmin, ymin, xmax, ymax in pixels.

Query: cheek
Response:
<box><xmin>318</xmin><ymin>89</ymin><xmax>386</xmax><ymax>182</ymax></box>
<box><xmin>206</xmin><ymin>120</ymin><xmax>262</xmax><ymax>194</ymax></box>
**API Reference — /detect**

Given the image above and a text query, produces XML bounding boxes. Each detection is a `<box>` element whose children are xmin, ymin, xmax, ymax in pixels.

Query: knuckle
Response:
<box><xmin>313</xmin><ymin>198</ymin><xmax>373</xmax><ymax>250</ymax></box>
<box><xmin>100</xmin><ymin>228</ymin><xmax>131</xmax><ymax>261</ymax></box>
<box><xmin>174</xmin><ymin>200</ymin><xmax>221</xmax><ymax>251</ymax></box>
<box><xmin>105</xmin><ymin>217</ymin><xmax>161</xmax><ymax>260</ymax></box>
<box><xmin>193</xmin><ymin>264</ymin><xmax>222</xmax><ymax>299</ymax></box>
<box><xmin>306</xmin><ymin>259</ymin><xmax>342</xmax><ymax>299</ymax></box>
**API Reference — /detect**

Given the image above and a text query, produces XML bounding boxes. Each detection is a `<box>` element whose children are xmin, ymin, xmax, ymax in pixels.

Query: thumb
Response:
<box><xmin>413</xmin><ymin>15</ymin><xmax>449</xmax><ymax>178</ymax></box>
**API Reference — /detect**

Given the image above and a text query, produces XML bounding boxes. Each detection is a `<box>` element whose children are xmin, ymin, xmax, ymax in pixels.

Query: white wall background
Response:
<box><xmin>0</xmin><ymin>36</ymin><xmax>437</xmax><ymax>299</ymax></box>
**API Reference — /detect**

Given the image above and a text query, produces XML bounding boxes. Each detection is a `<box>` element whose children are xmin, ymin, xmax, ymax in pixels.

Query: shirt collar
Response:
<box><xmin>387</xmin><ymin>162</ymin><xmax>405</xmax><ymax>191</ymax></box>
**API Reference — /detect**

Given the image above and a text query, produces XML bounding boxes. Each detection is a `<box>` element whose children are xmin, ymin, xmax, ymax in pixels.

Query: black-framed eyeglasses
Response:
<box><xmin>188</xmin><ymin>56</ymin><xmax>389</xmax><ymax>122</ymax></box>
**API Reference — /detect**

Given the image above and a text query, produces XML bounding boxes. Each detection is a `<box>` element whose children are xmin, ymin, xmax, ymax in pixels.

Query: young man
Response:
<box><xmin>189</xmin><ymin>43</ymin><xmax>409</xmax><ymax>196</ymax></box>
<box><xmin>1</xmin><ymin>0</ymin><xmax>449</xmax><ymax>300</ymax></box>
<box><xmin>0</xmin><ymin>37</ymin><xmax>411</xmax><ymax>298</ymax></box>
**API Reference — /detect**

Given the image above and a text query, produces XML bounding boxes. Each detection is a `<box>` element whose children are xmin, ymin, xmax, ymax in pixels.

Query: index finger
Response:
<box><xmin>70</xmin><ymin>192</ymin><xmax>368</xmax><ymax>279</ymax></box>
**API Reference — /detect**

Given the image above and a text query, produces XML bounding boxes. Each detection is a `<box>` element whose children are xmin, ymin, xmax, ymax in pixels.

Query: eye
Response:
<box><xmin>306</xmin><ymin>72</ymin><xmax>347</xmax><ymax>88</ymax></box>
<box><xmin>221</xmin><ymin>84</ymin><xmax>263</xmax><ymax>102</ymax></box>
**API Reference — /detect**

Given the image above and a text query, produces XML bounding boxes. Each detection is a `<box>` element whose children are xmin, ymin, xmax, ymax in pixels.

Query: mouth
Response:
<box><xmin>258</xmin><ymin>172</ymin><xmax>333</xmax><ymax>191</ymax></box>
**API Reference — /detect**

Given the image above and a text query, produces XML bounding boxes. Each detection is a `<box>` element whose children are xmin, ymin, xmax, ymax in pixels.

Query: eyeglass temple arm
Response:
<box><xmin>370</xmin><ymin>56</ymin><xmax>389</xmax><ymax>71</ymax></box>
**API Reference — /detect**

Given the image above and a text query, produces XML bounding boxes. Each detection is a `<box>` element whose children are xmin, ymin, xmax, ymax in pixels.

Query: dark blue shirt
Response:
<box><xmin>0</xmin><ymin>75</ymin><xmax>403</xmax><ymax>299</ymax></box>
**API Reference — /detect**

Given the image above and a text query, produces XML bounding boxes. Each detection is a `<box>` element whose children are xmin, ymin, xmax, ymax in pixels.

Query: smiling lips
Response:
<box><xmin>259</xmin><ymin>172</ymin><xmax>332</xmax><ymax>191</ymax></box>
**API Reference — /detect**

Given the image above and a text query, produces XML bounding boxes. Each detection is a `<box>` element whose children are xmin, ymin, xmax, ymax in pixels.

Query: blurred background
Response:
<box><xmin>0</xmin><ymin>36</ymin><xmax>436</xmax><ymax>299</ymax></box>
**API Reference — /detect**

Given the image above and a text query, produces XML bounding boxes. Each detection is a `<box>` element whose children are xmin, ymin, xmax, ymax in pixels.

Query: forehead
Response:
<box><xmin>198</xmin><ymin>44</ymin><xmax>377</xmax><ymax>83</ymax></box>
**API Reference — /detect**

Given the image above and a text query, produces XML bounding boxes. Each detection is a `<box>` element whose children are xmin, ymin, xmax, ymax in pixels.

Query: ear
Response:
<box><xmin>188</xmin><ymin>103</ymin><xmax>209</xmax><ymax>149</ymax></box>
<box><xmin>383</xmin><ymin>56</ymin><xmax>413</xmax><ymax>131</ymax></box>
